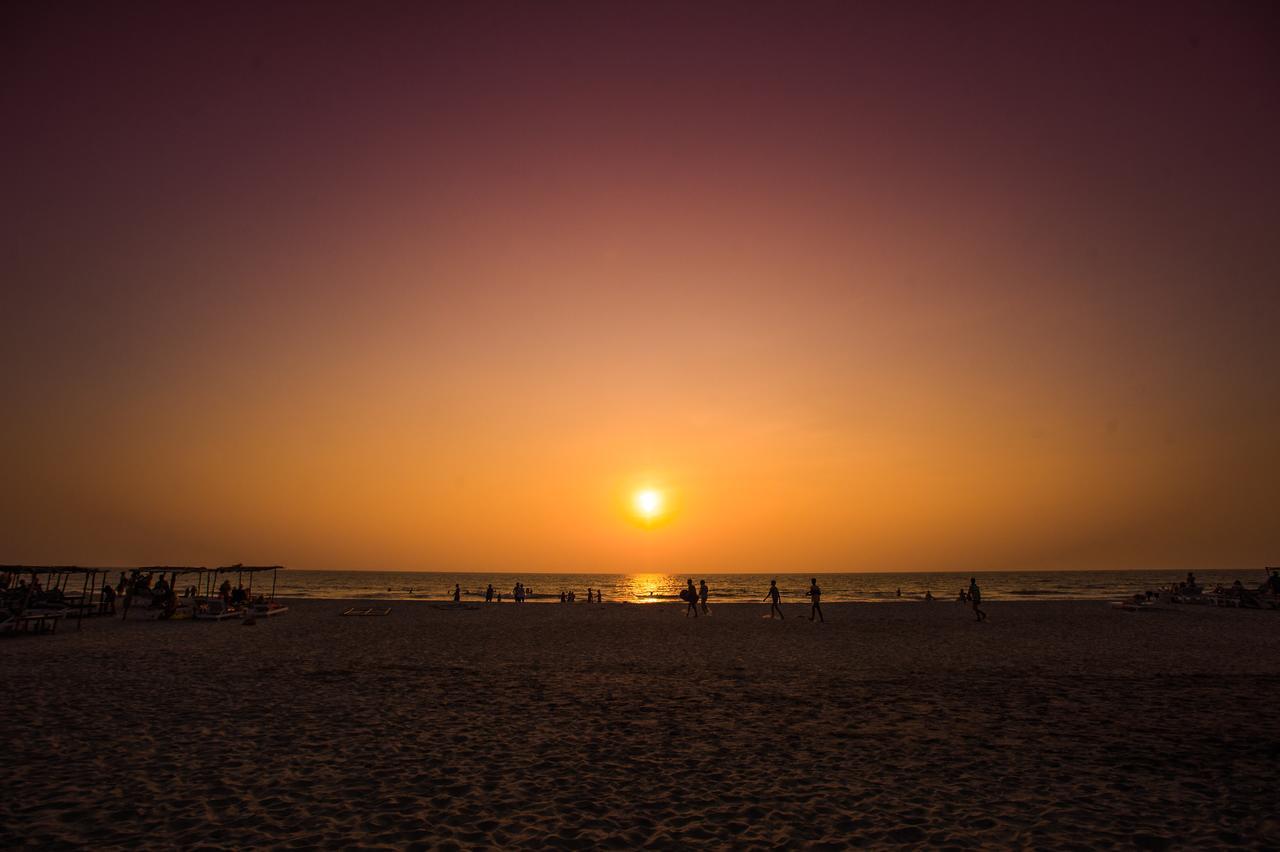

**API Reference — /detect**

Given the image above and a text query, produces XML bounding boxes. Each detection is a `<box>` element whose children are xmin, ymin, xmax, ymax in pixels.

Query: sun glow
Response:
<box><xmin>633</xmin><ymin>488</ymin><xmax>664</xmax><ymax>522</ymax></box>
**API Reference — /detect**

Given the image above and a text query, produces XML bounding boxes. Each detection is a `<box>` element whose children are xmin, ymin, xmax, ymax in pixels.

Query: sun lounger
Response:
<box><xmin>246</xmin><ymin>600</ymin><xmax>289</xmax><ymax>617</ymax></box>
<box><xmin>194</xmin><ymin>598</ymin><xmax>243</xmax><ymax>620</ymax></box>
<box><xmin>1</xmin><ymin>611</ymin><xmax>63</xmax><ymax>635</ymax></box>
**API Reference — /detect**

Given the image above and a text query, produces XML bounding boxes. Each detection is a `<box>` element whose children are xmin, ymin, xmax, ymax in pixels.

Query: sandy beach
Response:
<box><xmin>4</xmin><ymin>599</ymin><xmax>1278</xmax><ymax>849</ymax></box>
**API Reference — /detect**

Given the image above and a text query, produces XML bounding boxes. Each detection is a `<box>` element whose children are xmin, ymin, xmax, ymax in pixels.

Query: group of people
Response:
<box><xmin>1152</xmin><ymin>569</ymin><xmax>1280</xmax><ymax>609</ymax></box>
<box><xmin>758</xmin><ymin>578</ymin><xmax>824</xmax><ymax>621</ymax></box>
<box><xmin>449</xmin><ymin>582</ymin><xmax>612</xmax><ymax>604</ymax></box>
<box><xmin>107</xmin><ymin>570</ymin><xmax>256</xmax><ymax>619</ymax></box>
<box><xmin>678</xmin><ymin>578</ymin><xmax>826</xmax><ymax>622</ymax></box>
<box><xmin>1</xmin><ymin>572</ymin><xmax>67</xmax><ymax>616</ymax></box>
<box><xmin>111</xmin><ymin>570</ymin><xmax>182</xmax><ymax>618</ymax></box>
<box><xmin>953</xmin><ymin>578</ymin><xmax>987</xmax><ymax>621</ymax></box>
<box><xmin>557</xmin><ymin>588</ymin><xmax>604</xmax><ymax>603</ymax></box>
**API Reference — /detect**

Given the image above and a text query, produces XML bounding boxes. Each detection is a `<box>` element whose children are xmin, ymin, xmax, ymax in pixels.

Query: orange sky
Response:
<box><xmin>2</xmin><ymin>3</ymin><xmax>1277</xmax><ymax>571</ymax></box>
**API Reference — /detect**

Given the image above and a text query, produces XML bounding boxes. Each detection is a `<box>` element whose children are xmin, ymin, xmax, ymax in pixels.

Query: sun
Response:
<box><xmin>633</xmin><ymin>488</ymin><xmax>664</xmax><ymax>522</ymax></box>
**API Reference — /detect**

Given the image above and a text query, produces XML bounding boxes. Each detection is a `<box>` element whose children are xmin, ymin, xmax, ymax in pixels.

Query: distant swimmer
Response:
<box><xmin>807</xmin><ymin>578</ymin><xmax>824</xmax><ymax>622</ymax></box>
<box><xmin>924</xmin><ymin>590</ymin><xmax>933</xmax><ymax>602</ymax></box>
<box><xmin>765</xmin><ymin>580</ymin><xmax>784</xmax><ymax>619</ymax></box>
<box><xmin>684</xmin><ymin>579</ymin><xmax>699</xmax><ymax>617</ymax></box>
<box><xmin>969</xmin><ymin>577</ymin><xmax>986</xmax><ymax>622</ymax></box>
<box><xmin>699</xmin><ymin>579</ymin><xmax>710</xmax><ymax>615</ymax></box>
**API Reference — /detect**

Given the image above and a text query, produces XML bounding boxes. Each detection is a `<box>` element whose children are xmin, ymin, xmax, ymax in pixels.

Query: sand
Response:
<box><xmin>3</xmin><ymin>599</ymin><xmax>1278</xmax><ymax>849</ymax></box>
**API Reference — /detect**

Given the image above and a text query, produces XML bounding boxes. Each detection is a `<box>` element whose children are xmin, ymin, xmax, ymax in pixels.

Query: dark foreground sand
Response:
<box><xmin>3</xmin><ymin>599</ymin><xmax>1278</xmax><ymax>849</ymax></box>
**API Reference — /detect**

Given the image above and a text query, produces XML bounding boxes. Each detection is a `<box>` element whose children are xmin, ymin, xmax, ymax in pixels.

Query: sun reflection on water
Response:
<box><xmin>619</xmin><ymin>573</ymin><xmax>683</xmax><ymax>602</ymax></box>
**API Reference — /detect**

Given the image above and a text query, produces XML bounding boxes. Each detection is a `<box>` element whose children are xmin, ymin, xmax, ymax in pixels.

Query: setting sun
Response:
<box><xmin>633</xmin><ymin>488</ymin><xmax>664</xmax><ymax>523</ymax></box>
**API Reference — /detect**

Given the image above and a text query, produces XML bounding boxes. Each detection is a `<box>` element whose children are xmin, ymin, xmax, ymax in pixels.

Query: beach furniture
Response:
<box><xmin>121</xmin><ymin>567</ymin><xmax>212</xmax><ymax>620</ymax></box>
<box><xmin>0</xmin><ymin>610</ymin><xmax>63</xmax><ymax>635</ymax></box>
<box><xmin>1</xmin><ymin>565</ymin><xmax>105</xmax><ymax>631</ymax></box>
<box><xmin>216</xmin><ymin>565</ymin><xmax>289</xmax><ymax>618</ymax></box>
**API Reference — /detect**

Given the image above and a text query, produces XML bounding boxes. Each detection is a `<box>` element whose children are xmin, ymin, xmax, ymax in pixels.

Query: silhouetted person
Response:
<box><xmin>560</xmin><ymin>591</ymin><xmax>567</xmax><ymax>603</ymax></box>
<box><xmin>924</xmin><ymin>590</ymin><xmax>934</xmax><ymax>602</ymax></box>
<box><xmin>969</xmin><ymin>577</ymin><xmax>986</xmax><ymax>622</ymax></box>
<box><xmin>699</xmin><ymin>580</ymin><xmax>710</xmax><ymax>614</ymax></box>
<box><xmin>485</xmin><ymin>584</ymin><xmax>494</xmax><ymax>603</ymax></box>
<box><xmin>452</xmin><ymin>584</ymin><xmax>461</xmax><ymax>603</ymax></box>
<box><xmin>685</xmin><ymin>579</ymin><xmax>699</xmax><ymax>617</ymax></box>
<box><xmin>807</xmin><ymin>578</ymin><xmax>824</xmax><ymax>622</ymax></box>
<box><xmin>896</xmin><ymin>587</ymin><xmax>901</xmax><ymax>597</ymax></box>
<box><xmin>597</xmin><ymin>589</ymin><xmax>605</xmax><ymax>603</ymax></box>
<box><xmin>765</xmin><ymin>580</ymin><xmax>784</xmax><ymax>619</ymax></box>
<box><xmin>100</xmin><ymin>583</ymin><xmax>116</xmax><ymax>615</ymax></box>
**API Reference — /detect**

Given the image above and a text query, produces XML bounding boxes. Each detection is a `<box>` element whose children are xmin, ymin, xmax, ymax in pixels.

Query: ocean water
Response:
<box><xmin>272</xmin><ymin>569</ymin><xmax>1267</xmax><ymax>603</ymax></box>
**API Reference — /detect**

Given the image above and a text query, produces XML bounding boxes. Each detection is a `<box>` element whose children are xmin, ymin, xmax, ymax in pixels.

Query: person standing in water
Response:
<box><xmin>764</xmin><ymin>580</ymin><xmax>784</xmax><ymax>619</ymax></box>
<box><xmin>685</xmin><ymin>579</ymin><xmax>699</xmax><ymax>617</ymax></box>
<box><xmin>807</xmin><ymin>578</ymin><xmax>824</xmax><ymax>622</ymax></box>
<box><xmin>969</xmin><ymin>577</ymin><xmax>986</xmax><ymax>622</ymax></box>
<box><xmin>485</xmin><ymin>584</ymin><xmax>494</xmax><ymax>603</ymax></box>
<box><xmin>698</xmin><ymin>579</ymin><xmax>710</xmax><ymax>615</ymax></box>
<box><xmin>452</xmin><ymin>584</ymin><xmax>461</xmax><ymax>603</ymax></box>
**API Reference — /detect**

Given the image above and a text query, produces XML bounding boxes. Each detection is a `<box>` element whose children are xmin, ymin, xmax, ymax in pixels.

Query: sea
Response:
<box><xmin>273</xmin><ymin>569</ymin><xmax>1265</xmax><ymax>603</ymax></box>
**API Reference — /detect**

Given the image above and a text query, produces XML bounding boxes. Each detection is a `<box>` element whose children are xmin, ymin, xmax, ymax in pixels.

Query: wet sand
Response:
<box><xmin>3</xmin><ymin>599</ymin><xmax>1278</xmax><ymax>849</ymax></box>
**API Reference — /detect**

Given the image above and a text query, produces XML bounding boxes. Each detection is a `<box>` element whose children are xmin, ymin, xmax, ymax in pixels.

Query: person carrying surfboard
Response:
<box><xmin>683</xmin><ymin>579</ymin><xmax>699</xmax><ymax>617</ymax></box>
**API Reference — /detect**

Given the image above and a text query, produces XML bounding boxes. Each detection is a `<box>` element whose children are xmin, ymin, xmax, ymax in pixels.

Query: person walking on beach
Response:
<box><xmin>807</xmin><ymin>578</ymin><xmax>824</xmax><ymax>622</ymax></box>
<box><xmin>765</xmin><ymin>580</ymin><xmax>784</xmax><ymax>619</ymax></box>
<box><xmin>969</xmin><ymin>577</ymin><xmax>986</xmax><ymax>622</ymax></box>
<box><xmin>485</xmin><ymin>584</ymin><xmax>494</xmax><ymax>603</ymax></box>
<box><xmin>698</xmin><ymin>579</ymin><xmax>710</xmax><ymax>615</ymax></box>
<box><xmin>685</xmin><ymin>579</ymin><xmax>699</xmax><ymax>617</ymax></box>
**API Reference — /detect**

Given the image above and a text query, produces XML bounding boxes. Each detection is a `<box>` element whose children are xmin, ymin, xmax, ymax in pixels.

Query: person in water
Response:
<box><xmin>452</xmin><ymin>584</ymin><xmax>461</xmax><ymax>603</ymax></box>
<box><xmin>685</xmin><ymin>579</ymin><xmax>699</xmax><ymax>617</ymax></box>
<box><xmin>968</xmin><ymin>577</ymin><xmax>986</xmax><ymax>622</ymax></box>
<box><xmin>807</xmin><ymin>578</ymin><xmax>824</xmax><ymax>622</ymax></box>
<box><xmin>698</xmin><ymin>579</ymin><xmax>710</xmax><ymax>615</ymax></box>
<box><xmin>485</xmin><ymin>584</ymin><xmax>494</xmax><ymax>603</ymax></box>
<box><xmin>765</xmin><ymin>580</ymin><xmax>784</xmax><ymax>619</ymax></box>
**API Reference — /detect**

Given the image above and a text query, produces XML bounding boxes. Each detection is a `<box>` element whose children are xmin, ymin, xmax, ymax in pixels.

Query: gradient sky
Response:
<box><xmin>3</xmin><ymin>2</ymin><xmax>1278</xmax><ymax>572</ymax></box>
